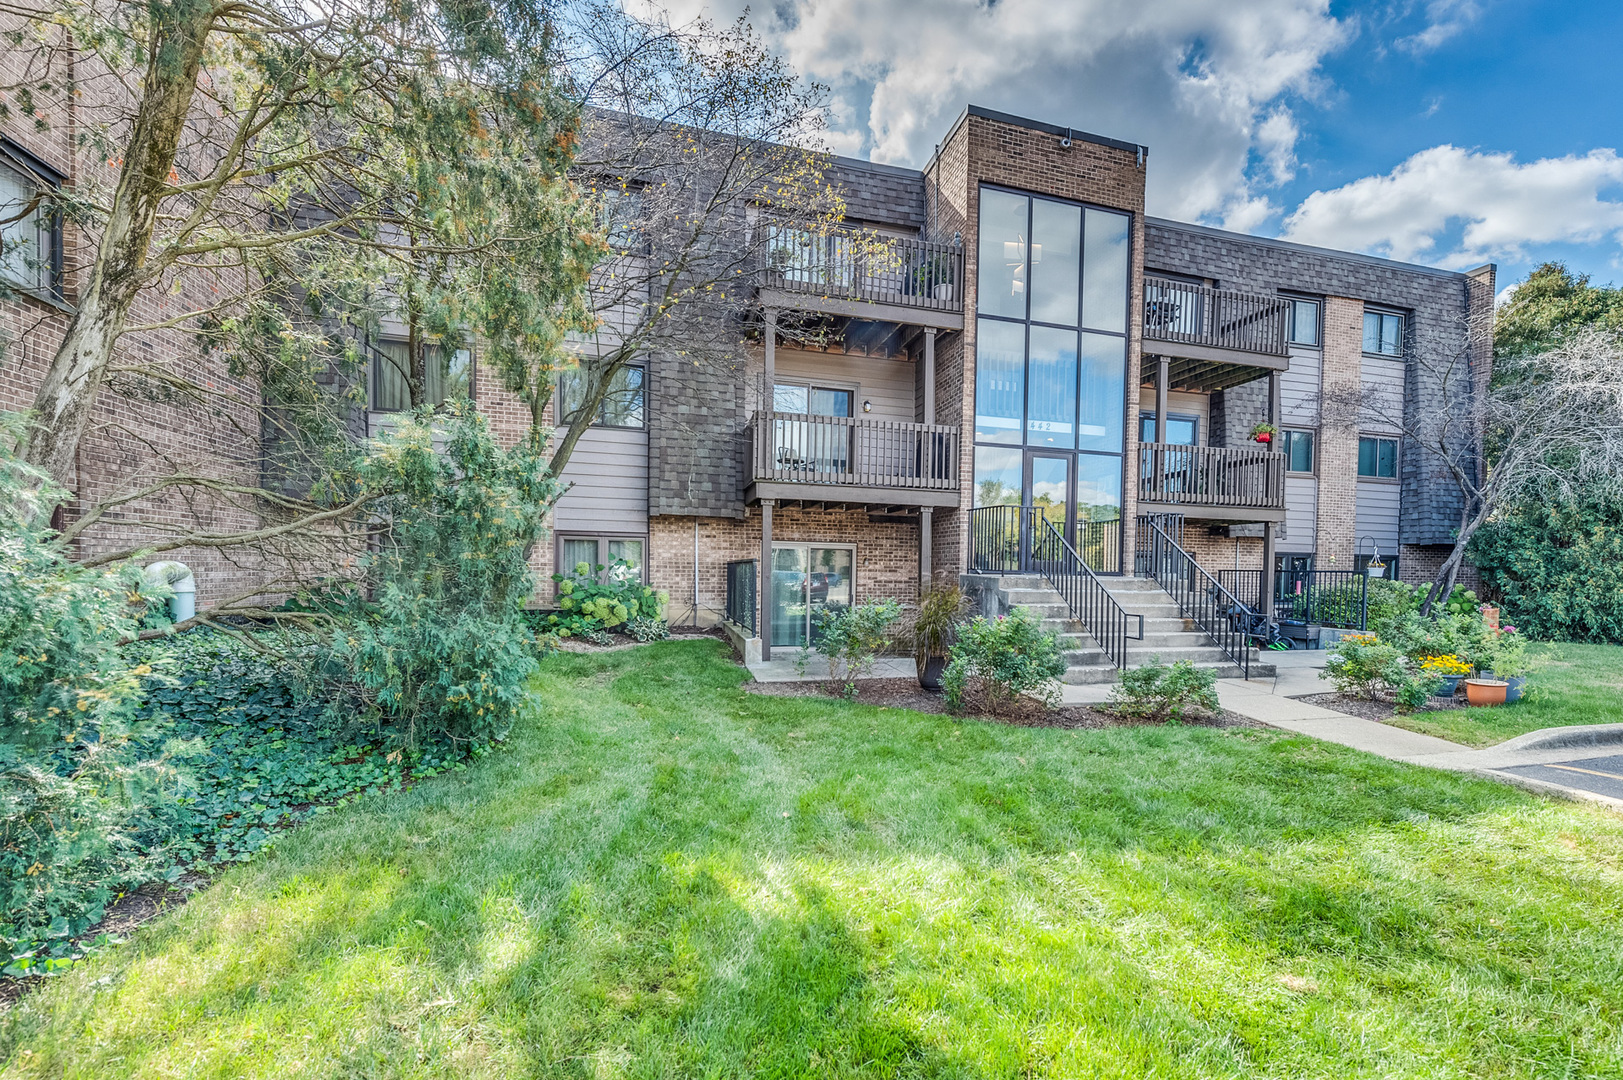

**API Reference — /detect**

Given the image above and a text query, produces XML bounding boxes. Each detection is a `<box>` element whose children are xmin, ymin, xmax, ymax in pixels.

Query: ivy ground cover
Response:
<box><xmin>5</xmin><ymin>640</ymin><xmax>1623</xmax><ymax>1077</ymax></box>
<box><xmin>1386</xmin><ymin>642</ymin><xmax>1623</xmax><ymax>748</ymax></box>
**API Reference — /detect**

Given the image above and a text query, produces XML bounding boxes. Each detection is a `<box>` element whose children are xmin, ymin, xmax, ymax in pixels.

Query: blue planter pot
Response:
<box><xmin>1432</xmin><ymin>674</ymin><xmax>1462</xmax><ymax>698</ymax></box>
<box><xmin>1500</xmin><ymin>675</ymin><xmax>1526</xmax><ymax>703</ymax></box>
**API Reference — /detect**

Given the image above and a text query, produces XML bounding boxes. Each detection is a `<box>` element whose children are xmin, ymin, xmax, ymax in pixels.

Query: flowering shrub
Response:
<box><xmin>548</xmin><ymin>559</ymin><xmax>667</xmax><ymax>633</ymax></box>
<box><xmin>942</xmin><ymin>608</ymin><xmax>1066</xmax><ymax>715</ymax></box>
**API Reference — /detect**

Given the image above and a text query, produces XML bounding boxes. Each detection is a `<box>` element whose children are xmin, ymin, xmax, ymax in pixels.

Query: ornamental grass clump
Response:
<box><xmin>942</xmin><ymin>608</ymin><xmax>1067</xmax><ymax>716</ymax></box>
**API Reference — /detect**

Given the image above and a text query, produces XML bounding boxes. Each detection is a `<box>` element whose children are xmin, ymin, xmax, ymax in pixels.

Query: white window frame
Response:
<box><xmin>556</xmin><ymin>532</ymin><xmax>649</xmax><ymax>586</ymax></box>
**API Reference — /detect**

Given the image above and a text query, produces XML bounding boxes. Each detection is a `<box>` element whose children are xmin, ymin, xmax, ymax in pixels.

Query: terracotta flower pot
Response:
<box><xmin>1464</xmin><ymin>678</ymin><xmax>1508</xmax><ymax>706</ymax></box>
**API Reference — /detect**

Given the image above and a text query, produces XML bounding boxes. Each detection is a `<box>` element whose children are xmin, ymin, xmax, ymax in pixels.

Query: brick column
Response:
<box><xmin>1316</xmin><ymin>297</ymin><xmax>1361</xmax><ymax>568</ymax></box>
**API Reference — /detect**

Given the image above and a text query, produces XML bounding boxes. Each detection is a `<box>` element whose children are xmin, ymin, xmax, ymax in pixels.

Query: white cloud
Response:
<box><xmin>1398</xmin><ymin>0</ymin><xmax>1484</xmax><ymax>53</ymax></box>
<box><xmin>663</xmin><ymin>0</ymin><xmax>1351</xmax><ymax>224</ymax></box>
<box><xmin>1282</xmin><ymin>145</ymin><xmax>1623</xmax><ymax>267</ymax></box>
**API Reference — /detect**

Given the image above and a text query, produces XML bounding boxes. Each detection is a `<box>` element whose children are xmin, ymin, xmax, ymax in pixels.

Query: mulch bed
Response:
<box><xmin>1293</xmin><ymin>690</ymin><xmax>1468</xmax><ymax>722</ymax></box>
<box><xmin>0</xmin><ymin>873</ymin><xmax>209</xmax><ymax>1010</ymax></box>
<box><xmin>745</xmin><ymin>677</ymin><xmax>1260</xmax><ymax>731</ymax></box>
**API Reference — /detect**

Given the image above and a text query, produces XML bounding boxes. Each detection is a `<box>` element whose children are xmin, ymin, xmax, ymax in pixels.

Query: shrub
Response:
<box><xmin>1108</xmin><ymin>657</ymin><xmax>1219</xmax><ymax>722</ymax></box>
<box><xmin>1365</xmin><ymin>579</ymin><xmax>1423</xmax><ymax>636</ymax></box>
<box><xmin>624</xmin><ymin>616</ymin><xmax>670</xmax><ymax>643</ymax></box>
<box><xmin>1322</xmin><ymin>634</ymin><xmax>1407</xmax><ymax>701</ymax></box>
<box><xmin>1384</xmin><ymin>611</ymin><xmax>1492</xmax><ymax>672</ymax></box>
<box><xmin>815</xmin><ymin>599</ymin><xmax>904</xmax><ymax>693</ymax></box>
<box><xmin>1484</xmin><ymin>625</ymin><xmax>1533</xmax><ymax>678</ymax></box>
<box><xmin>0</xmin><ymin>420</ymin><xmax>187</xmax><ymax>956</ymax></box>
<box><xmin>546</xmin><ymin>560</ymin><xmax>667</xmax><ymax>634</ymax></box>
<box><xmin>332</xmin><ymin>407</ymin><xmax>555</xmax><ymax>745</ymax></box>
<box><xmin>1471</xmin><ymin>497</ymin><xmax>1623</xmax><ymax>643</ymax></box>
<box><xmin>942</xmin><ymin>608</ymin><xmax>1067</xmax><ymax>715</ymax></box>
<box><xmin>1322</xmin><ymin>632</ymin><xmax>1439</xmax><ymax>711</ymax></box>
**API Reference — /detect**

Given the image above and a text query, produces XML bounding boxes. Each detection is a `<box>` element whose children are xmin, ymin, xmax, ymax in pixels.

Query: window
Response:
<box><xmin>370</xmin><ymin>339</ymin><xmax>472</xmax><ymax>412</ymax></box>
<box><xmin>1138</xmin><ymin>413</ymin><xmax>1198</xmax><ymax>446</ymax></box>
<box><xmin>0</xmin><ymin>146</ymin><xmax>63</xmax><ymax>300</ymax></box>
<box><xmin>557</xmin><ymin>364</ymin><xmax>645</xmax><ymax>428</ymax></box>
<box><xmin>599</xmin><ymin>186</ymin><xmax>643</xmax><ymax>250</ymax></box>
<box><xmin>772</xmin><ymin>382</ymin><xmax>852</xmax><ymax>417</ymax></box>
<box><xmin>1281</xmin><ymin>428</ymin><xmax>1315</xmax><ymax>473</ymax></box>
<box><xmin>1288</xmin><ymin>298</ymin><xmax>1320</xmax><ymax>347</ymax></box>
<box><xmin>972</xmin><ymin>185</ymin><xmax>1131</xmax><ymax>573</ymax></box>
<box><xmin>1357</xmin><ymin>436</ymin><xmax>1398</xmax><ymax>479</ymax></box>
<box><xmin>558</xmin><ymin>534</ymin><xmax>646</xmax><ymax>583</ymax></box>
<box><xmin>1363</xmin><ymin>310</ymin><xmax>1404</xmax><ymax>356</ymax></box>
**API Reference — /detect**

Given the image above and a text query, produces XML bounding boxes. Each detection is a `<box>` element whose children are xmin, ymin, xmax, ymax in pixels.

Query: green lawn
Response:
<box><xmin>5</xmin><ymin>640</ymin><xmax>1623</xmax><ymax>1078</ymax></box>
<box><xmin>1387</xmin><ymin>642</ymin><xmax>1623</xmax><ymax>748</ymax></box>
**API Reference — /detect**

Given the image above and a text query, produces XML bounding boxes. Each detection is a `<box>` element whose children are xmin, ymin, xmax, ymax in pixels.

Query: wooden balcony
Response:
<box><xmin>1138</xmin><ymin>442</ymin><xmax>1285</xmax><ymax>522</ymax></box>
<box><xmin>745</xmin><ymin>411</ymin><xmax>961</xmax><ymax>509</ymax></box>
<box><xmin>1142</xmin><ymin>276</ymin><xmax>1291</xmax><ymax>376</ymax></box>
<box><xmin>758</xmin><ymin>226</ymin><xmax>965</xmax><ymax>331</ymax></box>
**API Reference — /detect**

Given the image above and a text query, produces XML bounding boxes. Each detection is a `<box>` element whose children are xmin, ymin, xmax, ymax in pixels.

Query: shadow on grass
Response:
<box><xmin>4</xmin><ymin>640</ymin><xmax>1622</xmax><ymax>1077</ymax></box>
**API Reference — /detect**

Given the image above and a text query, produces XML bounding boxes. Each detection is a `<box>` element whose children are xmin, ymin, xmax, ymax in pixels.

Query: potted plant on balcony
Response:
<box><xmin>909</xmin><ymin>255</ymin><xmax>955</xmax><ymax>302</ymax></box>
<box><xmin>913</xmin><ymin>579</ymin><xmax>967</xmax><ymax>691</ymax></box>
<box><xmin>1249</xmin><ymin>422</ymin><xmax>1279</xmax><ymax>445</ymax></box>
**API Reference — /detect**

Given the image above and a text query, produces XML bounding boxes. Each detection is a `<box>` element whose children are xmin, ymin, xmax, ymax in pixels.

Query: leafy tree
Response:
<box><xmin>1494</xmin><ymin>262</ymin><xmax>1623</xmax><ymax>365</ymax></box>
<box><xmin>1468</xmin><ymin>263</ymin><xmax>1623</xmax><ymax>640</ymax></box>
<box><xmin>3</xmin><ymin>0</ymin><xmax>599</xmax><ymax>569</ymax></box>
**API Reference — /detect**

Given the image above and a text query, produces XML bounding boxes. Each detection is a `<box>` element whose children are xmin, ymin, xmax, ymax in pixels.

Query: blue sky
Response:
<box><xmin>663</xmin><ymin>0</ymin><xmax>1623</xmax><ymax>293</ymax></box>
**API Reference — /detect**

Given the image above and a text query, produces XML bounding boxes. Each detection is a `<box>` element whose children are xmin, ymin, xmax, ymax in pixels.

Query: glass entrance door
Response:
<box><xmin>1025</xmin><ymin>453</ymin><xmax>1073</xmax><ymax>548</ymax></box>
<box><xmin>769</xmin><ymin>544</ymin><xmax>854</xmax><ymax>648</ymax></box>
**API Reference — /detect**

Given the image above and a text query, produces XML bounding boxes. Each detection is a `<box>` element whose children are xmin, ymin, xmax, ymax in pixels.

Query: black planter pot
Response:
<box><xmin>919</xmin><ymin>655</ymin><xmax>948</xmax><ymax>691</ymax></box>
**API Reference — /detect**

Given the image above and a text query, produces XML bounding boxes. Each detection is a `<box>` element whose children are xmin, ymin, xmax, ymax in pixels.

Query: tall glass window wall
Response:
<box><xmin>973</xmin><ymin>186</ymin><xmax>1130</xmax><ymax>571</ymax></box>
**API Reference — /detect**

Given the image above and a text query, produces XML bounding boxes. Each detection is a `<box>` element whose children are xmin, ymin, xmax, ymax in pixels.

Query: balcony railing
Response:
<box><xmin>761</xmin><ymin>225</ymin><xmax>964</xmax><ymax>313</ymax></box>
<box><xmin>1143</xmin><ymin>276</ymin><xmax>1290</xmax><ymax>358</ymax></box>
<box><xmin>1139</xmin><ymin>442</ymin><xmax>1285</xmax><ymax>510</ymax></box>
<box><xmin>748</xmin><ymin>412</ymin><xmax>959</xmax><ymax>491</ymax></box>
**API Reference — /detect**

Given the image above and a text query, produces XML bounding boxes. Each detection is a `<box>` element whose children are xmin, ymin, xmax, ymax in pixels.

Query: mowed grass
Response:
<box><xmin>5</xmin><ymin>641</ymin><xmax>1623</xmax><ymax>1079</ymax></box>
<box><xmin>1387</xmin><ymin>642</ymin><xmax>1623</xmax><ymax>748</ymax></box>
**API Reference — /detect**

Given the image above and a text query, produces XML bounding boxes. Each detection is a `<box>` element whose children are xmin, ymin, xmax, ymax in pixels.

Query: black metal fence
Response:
<box><xmin>725</xmin><ymin>559</ymin><xmax>756</xmax><ymax>635</ymax></box>
<box><xmin>966</xmin><ymin>505</ymin><xmax>1140</xmax><ymax>669</ymax></box>
<box><xmin>1135</xmin><ymin>515</ymin><xmax>1254</xmax><ymax>678</ymax></box>
<box><xmin>1217</xmin><ymin>569</ymin><xmax>1369</xmax><ymax>630</ymax></box>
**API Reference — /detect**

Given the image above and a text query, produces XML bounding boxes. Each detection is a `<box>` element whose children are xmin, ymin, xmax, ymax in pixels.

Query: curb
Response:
<box><xmin>1491</xmin><ymin>723</ymin><xmax>1623</xmax><ymax>754</ymax></box>
<box><xmin>1472</xmin><ymin>768</ymin><xmax>1623</xmax><ymax>813</ymax></box>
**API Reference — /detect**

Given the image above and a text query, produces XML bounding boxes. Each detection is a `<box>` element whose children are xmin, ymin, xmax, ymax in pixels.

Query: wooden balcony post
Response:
<box><xmin>763</xmin><ymin>307</ymin><xmax>778</xmax><ymax>409</ymax></box>
<box><xmin>1155</xmin><ymin>356</ymin><xmax>1169</xmax><ymax>445</ymax></box>
<box><xmin>920</xmin><ymin>507</ymin><xmax>933</xmax><ymax>589</ymax></box>
<box><xmin>1261</xmin><ymin>521</ymin><xmax>1277</xmax><ymax>627</ymax></box>
<box><xmin>759</xmin><ymin>498</ymin><xmax>774</xmax><ymax>661</ymax></box>
<box><xmin>923</xmin><ymin>328</ymin><xmax>937</xmax><ymax>425</ymax></box>
<box><xmin>1268</xmin><ymin>370</ymin><xmax>1281</xmax><ymax>429</ymax></box>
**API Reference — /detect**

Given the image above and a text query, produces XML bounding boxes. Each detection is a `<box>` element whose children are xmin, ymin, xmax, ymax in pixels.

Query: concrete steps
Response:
<box><xmin>962</xmin><ymin>573</ymin><xmax>1274</xmax><ymax>685</ymax></box>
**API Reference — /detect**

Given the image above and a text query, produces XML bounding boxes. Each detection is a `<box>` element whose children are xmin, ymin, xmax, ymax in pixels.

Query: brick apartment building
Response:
<box><xmin>4</xmin><ymin>98</ymin><xmax>1492</xmax><ymax>679</ymax></box>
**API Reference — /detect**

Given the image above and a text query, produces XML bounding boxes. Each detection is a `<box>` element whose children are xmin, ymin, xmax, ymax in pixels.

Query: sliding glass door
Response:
<box><xmin>768</xmin><ymin>544</ymin><xmax>855</xmax><ymax>648</ymax></box>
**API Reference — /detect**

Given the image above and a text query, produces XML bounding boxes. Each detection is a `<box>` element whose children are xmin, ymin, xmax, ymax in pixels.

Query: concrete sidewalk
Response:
<box><xmin>1211</xmin><ymin>649</ymin><xmax>1623</xmax><ymax>809</ymax></box>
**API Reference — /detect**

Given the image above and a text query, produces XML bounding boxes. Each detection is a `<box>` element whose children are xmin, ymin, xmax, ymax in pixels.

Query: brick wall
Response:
<box><xmin>1</xmin><ymin>28</ymin><xmax>272</xmax><ymax>606</ymax></box>
<box><xmin>649</xmin><ymin>508</ymin><xmax>922</xmax><ymax>629</ymax></box>
<box><xmin>1315</xmin><ymin>297</ymin><xmax>1361</xmax><ymax>567</ymax></box>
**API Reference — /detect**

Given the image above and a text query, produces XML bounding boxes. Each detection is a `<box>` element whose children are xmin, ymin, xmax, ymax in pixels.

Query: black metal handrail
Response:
<box><xmin>1135</xmin><ymin>514</ymin><xmax>1254</xmax><ymax>678</ymax></box>
<box><xmin>967</xmin><ymin>505</ymin><xmax>1141</xmax><ymax>669</ymax></box>
<box><xmin>725</xmin><ymin>559</ymin><xmax>757</xmax><ymax>635</ymax></box>
<box><xmin>1218</xmin><ymin>569</ymin><xmax>1369</xmax><ymax>630</ymax></box>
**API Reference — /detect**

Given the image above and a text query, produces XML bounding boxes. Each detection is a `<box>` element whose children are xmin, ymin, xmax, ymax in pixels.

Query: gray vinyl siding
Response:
<box><xmin>1359</xmin><ymin>355</ymin><xmax>1405</xmax><ymax>435</ymax></box>
<box><xmin>1280</xmin><ymin>345</ymin><xmax>1322</xmax><ymax>426</ymax></box>
<box><xmin>552</xmin><ymin>425</ymin><xmax>650</xmax><ymax>531</ymax></box>
<box><xmin>774</xmin><ymin>348</ymin><xmax>918</xmax><ymax>422</ymax></box>
<box><xmin>1355</xmin><ymin>482</ymin><xmax>1401</xmax><ymax>557</ymax></box>
<box><xmin>1284</xmin><ymin>475</ymin><xmax>1318</xmax><ymax>549</ymax></box>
